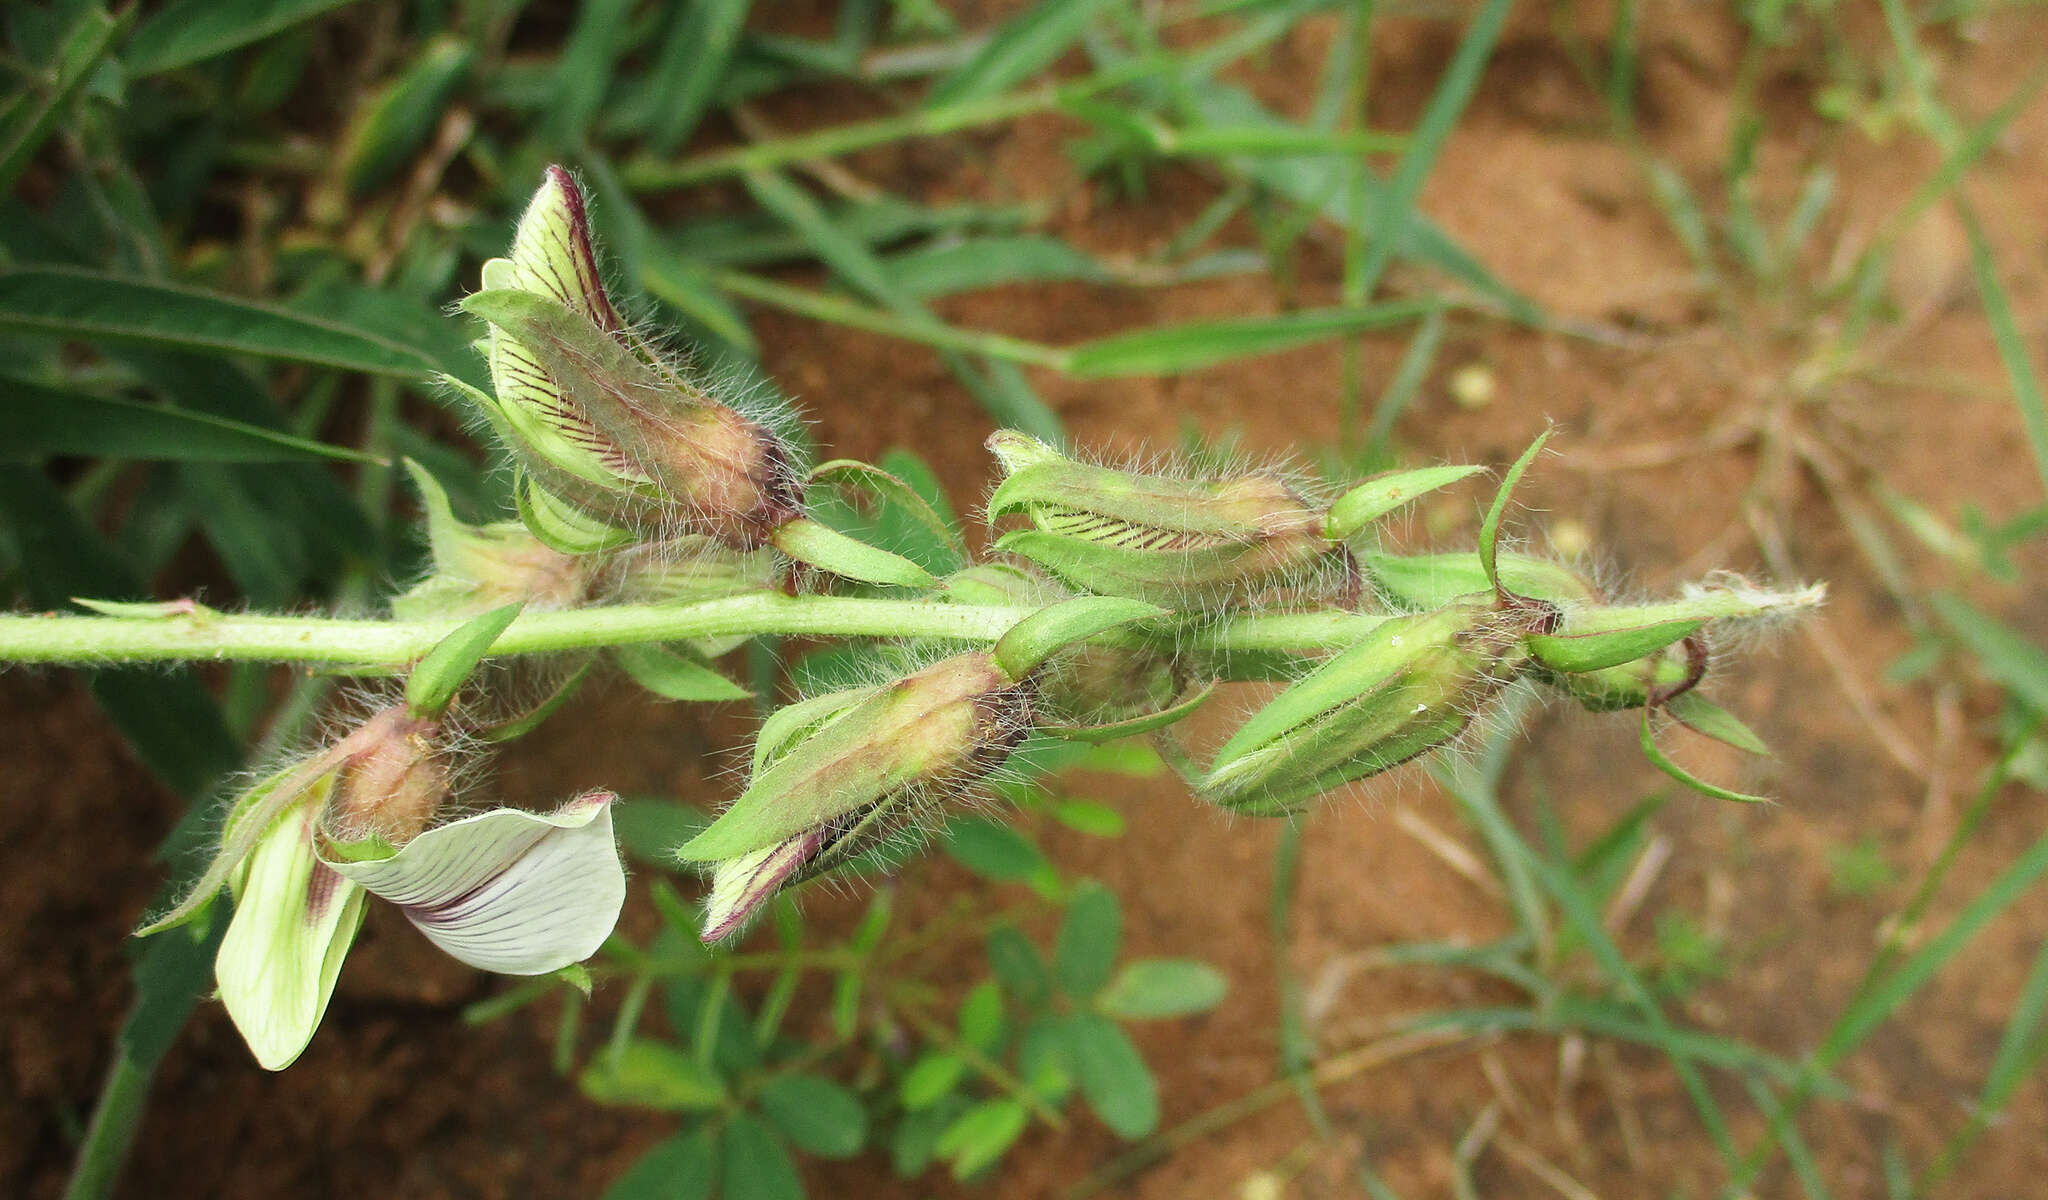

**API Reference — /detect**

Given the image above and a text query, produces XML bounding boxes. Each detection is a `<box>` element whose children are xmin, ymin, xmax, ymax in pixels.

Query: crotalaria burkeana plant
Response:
<box><xmin>1</xmin><ymin>168</ymin><xmax>1823</xmax><ymax>1068</ymax></box>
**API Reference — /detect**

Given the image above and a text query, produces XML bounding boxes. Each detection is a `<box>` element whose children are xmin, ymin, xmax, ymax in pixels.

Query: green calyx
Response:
<box><xmin>679</xmin><ymin>652</ymin><xmax>1033</xmax><ymax>863</ymax></box>
<box><xmin>986</xmin><ymin>434</ymin><xmax>1334</xmax><ymax>607</ymax></box>
<box><xmin>1201</xmin><ymin>604</ymin><xmax>1541</xmax><ymax>815</ymax></box>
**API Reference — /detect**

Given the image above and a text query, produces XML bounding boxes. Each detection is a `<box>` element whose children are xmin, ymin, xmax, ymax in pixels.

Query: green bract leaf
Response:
<box><xmin>405</xmin><ymin>602</ymin><xmax>522</xmax><ymax>718</ymax></box>
<box><xmin>770</xmin><ymin>517</ymin><xmax>938</xmax><ymax>589</ymax></box>
<box><xmin>992</xmin><ymin>595</ymin><xmax>1164</xmax><ymax>679</ymax></box>
<box><xmin>0</xmin><ymin>269</ymin><xmax>440</xmax><ymax>377</ymax></box>
<box><xmin>945</xmin><ymin>818</ymin><xmax>1048</xmax><ymax>883</ymax></box>
<box><xmin>578</xmin><ymin>1039</ymin><xmax>726</xmax><ymax>1110</ymax></box>
<box><xmin>1325</xmin><ymin>463</ymin><xmax>1486</xmax><ymax>541</ymax></box>
<box><xmin>613</xmin><ymin>642</ymin><xmax>751</xmax><ymax>703</ymax></box>
<box><xmin>1097</xmin><ymin>959</ymin><xmax>1228</xmax><ymax>1019</ymax></box>
<box><xmin>1527</xmin><ymin>619</ymin><xmax>1703</xmax><ymax>674</ymax></box>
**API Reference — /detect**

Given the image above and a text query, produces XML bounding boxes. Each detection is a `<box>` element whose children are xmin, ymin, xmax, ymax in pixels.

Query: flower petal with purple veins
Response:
<box><xmin>216</xmin><ymin>803</ymin><xmax>368</xmax><ymax>1071</ymax></box>
<box><xmin>324</xmin><ymin>792</ymin><xmax>625</xmax><ymax>974</ymax></box>
<box><xmin>699</xmin><ymin>828</ymin><xmax>835</xmax><ymax>944</ymax></box>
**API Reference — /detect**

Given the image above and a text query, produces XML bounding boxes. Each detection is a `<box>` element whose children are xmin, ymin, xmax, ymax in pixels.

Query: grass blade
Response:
<box><xmin>0</xmin><ymin>376</ymin><xmax>382</xmax><ymax>464</ymax></box>
<box><xmin>124</xmin><ymin>0</ymin><xmax>352</xmax><ymax>74</ymax></box>
<box><xmin>928</xmin><ymin>0</ymin><xmax>1115</xmax><ymax>106</ymax></box>
<box><xmin>0</xmin><ymin>6</ymin><xmax>126</xmax><ymax>197</ymax></box>
<box><xmin>1959</xmin><ymin>205</ymin><xmax>2048</xmax><ymax>498</ymax></box>
<box><xmin>1064</xmin><ymin>299</ymin><xmax>1439</xmax><ymax>378</ymax></box>
<box><xmin>0</xmin><ymin>268</ymin><xmax>441</xmax><ymax>378</ymax></box>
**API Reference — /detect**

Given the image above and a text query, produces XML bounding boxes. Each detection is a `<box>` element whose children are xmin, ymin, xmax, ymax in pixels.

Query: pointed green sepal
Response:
<box><xmin>615</xmin><ymin>642</ymin><xmax>753</xmax><ymax>702</ymax></box>
<box><xmin>771</xmin><ymin>518</ymin><xmax>938</xmax><ymax>589</ymax></box>
<box><xmin>1479</xmin><ymin>428</ymin><xmax>1552</xmax><ymax>597</ymax></box>
<box><xmin>1039</xmin><ymin>681</ymin><xmax>1215</xmax><ymax>744</ymax></box>
<box><xmin>1665</xmin><ymin>692</ymin><xmax>1772</xmax><ymax>756</ymax></box>
<box><xmin>1639</xmin><ymin>710</ymin><xmax>1770</xmax><ymax>803</ymax></box>
<box><xmin>1325</xmin><ymin>464</ymin><xmax>1486</xmax><ymax>541</ymax></box>
<box><xmin>406</xmin><ymin>601</ymin><xmax>524</xmax><ymax>718</ymax></box>
<box><xmin>810</xmin><ymin>458</ymin><xmax>969</xmax><ymax>564</ymax></box>
<box><xmin>1366</xmin><ymin>549</ymin><xmax>1601</xmax><ymax>611</ymax></box>
<box><xmin>992</xmin><ymin>596</ymin><xmax>1166</xmax><ymax>680</ymax></box>
<box><xmin>1528</xmin><ymin>618</ymin><xmax>1703</xmax><ymax>674</ymax></box>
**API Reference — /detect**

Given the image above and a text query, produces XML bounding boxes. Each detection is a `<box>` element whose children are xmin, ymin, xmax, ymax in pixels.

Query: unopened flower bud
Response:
<box><xmin>456</xmin><ymin>167</ymin><xmax>804</xmax><ymax>548</ymax></box>
<box><xmin>681</xmin><ymin>652</ymin><xmax>1036</xmax><ymax>940</ymax></box>
<box><xmin>1542</xmin><ymin>634</ymin><xmax>1706</xmax><ymax>712</ymax></box>
<box><xmin>985</xmin><ymin>432</ymin><xmax>1333</xmax><ymax>608</ymax></box>
<box><xmin>1201</xmin><ymin>603</ymin><xmax>1548</xmax><ymax>815</ymax></box>
<box><xmin>323</xmin><ymin>707</ymin><xmax>450</xmax><ymax>846</ymax></box>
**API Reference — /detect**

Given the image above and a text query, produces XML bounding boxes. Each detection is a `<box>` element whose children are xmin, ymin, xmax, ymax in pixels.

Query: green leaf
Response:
<box><xmin>757</xmin><ymin>1073</ymin><xmax>867</xmax><ymax>1158</ymax></box>
<box><xmin>643</xmin><ymin>0</ymin><xmax>752</xmax><ymax>153</ymax></box>
<box><xmin>886</xmin><ymin>235</ymin><xmax>1110</xmax><ymax>298</ymax></box>
<box><xmin>0</xmin><ymin>269</ymin><xmax>440</xmax><ymax>377</ymax></box>
<box><xmin>945</xmin><ymin>818</ymin><xmax>1047</xmax><ymax>883</ymax></box>
<box><xmin>405</xmin><ymin>602</ymin><xmax>522</xmax><ymax>718</ymax></box>
<box><xmin>125</xmin><ymin>0</ymin><xmax>354</xmax><ymax>74</ymax></box>
<box><xmin>936</xmin><ymin>1098</ymin><xmax>1029</xmax><ymax>1180</ymax></box>
<box><xmin>1051</xmin><ymin>800</ymin><xmax>1124</xmax><ymax>836</ymax></box>
<box><xmin>1063</xmin><ymin>300</ymin><xmax>1438</xmax><ymax>378</ymax></box>
<box><xmin>958</xmin><ymin>980</ymin><xmax>1005</xmax><ymax>1050</ymax></box>
<box><xmin>1479</xmin><ymin>428</ymin><xmax>1551</xmax><ymax>594</ymax></box>
<box><xmin>1931</xmin><ymin>592</ymin><xmax>2048</xmax><ymax>712</ymax></box>
<box><xmin>1053</xmin><ymin>882</ymin><xmax>1121</xmax><ymax>1000</ymax></box>
<box><xmin>341</xmin><ymin>36</ymin><xmax>474</xmax><ymax>195</ymax></box>
<box><xmin>992</xmin><ymin>595</ymin><xmax>1164</xmax><ymax>679</ymax></box>
<box><xmin>0</xmin><ymin>376</ymin><xmax>380</xmax><ymax>464</ymax></box>
<box><xmin>892</xmin><ymin>1096</ymin><xmax>966</xmax><ymax>1177</ymax></box>
<box><xmin>613</xmin><ymin>643</ymin><xmax>752</xmax><ymax>703</ymax></box>
<box><xmin>720</xmin><ymin>1114</ymin><xmax>805</xmax><ymax>1200</ymax></box>
<box><xmin>579</xmin><ymin>1039</ymin><xmax>727</xmax><ymax>1111</ymax></box>
<box><xmin>0</xmin><ymin>6</ymin><xmax>126</xmax><ymax>198</ymax></box>
<box><xmin>927</xmin><ymin>0</ymin><xmax>1114</xmax><ymax>106</ymax></box>
<box><xmin>601</xmin><ymin>1126</ymin><xmax>718</xmax><ymax>1200</ymax></box>
<box><xmin>809</xmin><ymin>456</ymin><xmax>968</xmax><ymax>568</ymax></box>
<box><xmin>1097</xmin><ymin>960</ymin><xmax>1227</xmax><ymax>1020</ymax></box>
<box><xmin>1638</xmin><ymin>712</ymin><xmax>1769</xmax><ymax>804</ymax></box>
<box><xmin>899</xmin><ymin>1052</ymin><xmax>967</xmax><ymax>1110</ymax></box>
<box><xmin>1063</xmin><ymin>1014</ymin><xmax>1159</xmax><ymax>1138</ymax></box>
<box><xmin>986</xmin><ymin>924</ymin><xmax>1050</xmax><ymax>1007</ymax></box>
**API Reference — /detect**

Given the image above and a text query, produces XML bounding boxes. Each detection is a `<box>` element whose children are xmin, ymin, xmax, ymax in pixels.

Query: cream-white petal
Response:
<box><xmin>216</xmin><ymin>804</ymin><xmax>367</xmax><ymax>1071</ymax></box>
<box><xmin>325</xmin><ymin>793</ymin><xmax>624</xmax><ymax>975</ymax></box>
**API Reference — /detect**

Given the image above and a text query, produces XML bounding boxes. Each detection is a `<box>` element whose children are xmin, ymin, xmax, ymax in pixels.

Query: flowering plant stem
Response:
<box><xmin>0</xmin><ymin>594</ymin><xmax>1392</xmax><ymax>670</ymax></box>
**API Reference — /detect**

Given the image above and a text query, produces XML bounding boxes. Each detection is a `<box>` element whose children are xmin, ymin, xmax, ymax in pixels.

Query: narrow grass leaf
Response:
<box><xmin>1064</xmin><ymin>299</ymin><xmax>1437</xmax><ymax>377</ymax></box>
<box><xmin>341</xmin><ymin>36</ymin><xmax>474</xmax><ymax>195</ymax></box>
<box><xmin>0</xmin><ymin>269</ymin><xmax>438</xmax><ymax>377</ymax></box>
<box><xmin>642</xmin><ymin>0</ymin><xmax>752</xmax><ymax>153</ymax></box>
<box><xmin>1929</xmin><ymin>592</ymin><xmax>2048</xmax><ymax>712</ymax></box>
<box><xmin>125</xmin><ymin>0</ymin><xmax>352</xmax><ymax>74</ymax></box>
<box><xmin>886</xmin><ymin>235</ymin><xmax>1110</xmax><ymax>298</ymax></box>
<box><xmin>1960</xmin><ymin>207</ymin><xmax>2048</xmax><ymax>498</ymax></box>
<box><xmin>928</xmin><ymin>0</ymin><xmax>1113</xmax><ymax>106</ymax></box>
<box><xmin>0</xmin><ymin>378</ymin><xmax>380</xmax><ymax>464</ymax></box>
<box><xmin>1353</xmin><ymin>0</ymin><xmax>1513</xmax><ymax>299</ymax></box>
<box><xmin>0</xmin><ymin>6</ymin><xmax>125</xmax><ymax>197</ymax></box>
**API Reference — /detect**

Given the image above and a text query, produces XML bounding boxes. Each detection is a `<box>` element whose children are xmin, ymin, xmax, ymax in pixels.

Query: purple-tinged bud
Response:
<box><xmin>680</xmin><ymin>652</ymin><xmax>1036</xmax><ymax>941</ymax></box>
<box><xmin>455</xmin><ymin>167</ymin><xmax>805</xmax><ymax>549</ymax></box>
<box><xmin>985</xmin><ymin>433</ymin><xmax>1335</xmax><ymax>608</ymax></box>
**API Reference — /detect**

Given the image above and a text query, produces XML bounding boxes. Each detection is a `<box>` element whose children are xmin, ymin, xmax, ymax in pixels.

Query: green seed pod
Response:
<box><xmin>985</xmin><ymin>432</ymin><xmax>1334</xmax><ymax>608</ymax></box>
<box><xmin>681</xmin><ymin>652</ymin><xmax>1036</xmax><ymax>940</ymax></box>
<box><xmin>456</xmin><ymin>168</ymin><xmax>804</xmax><ymax>548</ymax></box>
<box><xmin>1201</xmin><ymin>604</ymin><xmax>1545</xmax><ymax>815</ymax></box>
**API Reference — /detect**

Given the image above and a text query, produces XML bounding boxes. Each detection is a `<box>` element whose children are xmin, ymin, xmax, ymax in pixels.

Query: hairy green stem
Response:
<box><xmin>0</xmin><ymin>594</ymin><xmax>1391</xmax><ymax>669</ymax></box>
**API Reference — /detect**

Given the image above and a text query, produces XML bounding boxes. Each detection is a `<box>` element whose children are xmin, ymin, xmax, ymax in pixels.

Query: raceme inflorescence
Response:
<box><xmin>29</xmin><ymin>167</ymin><xmax>1823</xmax><ymax>1068</ymax></box>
